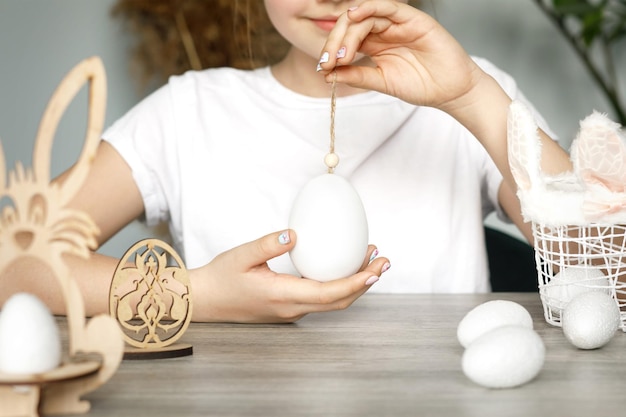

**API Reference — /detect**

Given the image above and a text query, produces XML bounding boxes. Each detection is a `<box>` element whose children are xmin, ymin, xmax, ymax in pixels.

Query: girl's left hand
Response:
<box><xmin>191</xmin><ymin>230</ymin><xmax>389</xmax><ymax>323</ymax></box>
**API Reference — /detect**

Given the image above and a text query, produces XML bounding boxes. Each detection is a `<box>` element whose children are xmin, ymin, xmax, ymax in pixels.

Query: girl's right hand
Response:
<box><xmin>317</xmin><ymin>1</ymin><xmax>486</xmax><ymax>117</ymax></box>
<box><xmin>189</xmin><ymin>229</ymin><xmax>390</xmax><ymax>323</ymax></box>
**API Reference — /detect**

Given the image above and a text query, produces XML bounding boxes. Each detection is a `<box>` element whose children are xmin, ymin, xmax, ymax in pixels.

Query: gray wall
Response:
<box><xmin>0</xmin><ymin>0</ymin><xmax>622</xmax><ymax>254</ymax></box>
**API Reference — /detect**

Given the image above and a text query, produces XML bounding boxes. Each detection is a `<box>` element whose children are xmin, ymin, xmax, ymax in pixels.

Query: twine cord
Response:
<box><xmin>327</xmin><ymin>72</ymin><xmax>337</xmax><ymax>173</ymax></box>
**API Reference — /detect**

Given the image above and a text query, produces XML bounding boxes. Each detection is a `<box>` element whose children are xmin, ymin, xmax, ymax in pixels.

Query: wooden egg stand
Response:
<box><xmin>0</xmin><ymin>57</ymin><xmax>124</xmax><ymax>416</ymax></box>
<box><xmin>110</xmin><ymin>238</ymin><xmax>193</xmax><ymax>360</ymax></box>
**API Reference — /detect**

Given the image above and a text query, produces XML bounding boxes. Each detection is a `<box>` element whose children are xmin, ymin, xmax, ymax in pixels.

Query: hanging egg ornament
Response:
<box><xmin>288</xmin><ymin>75</ymin><xmax>369</xmax><ymax>281</ymax></box>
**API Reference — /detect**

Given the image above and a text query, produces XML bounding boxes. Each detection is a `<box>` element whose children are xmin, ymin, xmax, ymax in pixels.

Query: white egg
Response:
<box><xmin>562</xmin><ymin>291</ymin><xmax>621</xmax><ymax>350</ymax></box>
<box><xmin>543</xmin><ymin>267</ymin><xmax>609</xmax><ymax>313</ymax></box>
<box><xmin>288</xmin><ymin>173</ymin><xmax>368</xmax><ymax>281</ymax></box>
<box><xmin>457</xmin><ymin>300</ymin><xmax>533</xmax><ymax>348</ymax></box>
<box><xmin>462</xmin><ymin>326</ymin><xmax>545</xmax><ymax>389</ymax></box>
<box><xmin>0</xmin><ymin>293</ymin><xmax>62</xmax><ymax>374</ymax></box>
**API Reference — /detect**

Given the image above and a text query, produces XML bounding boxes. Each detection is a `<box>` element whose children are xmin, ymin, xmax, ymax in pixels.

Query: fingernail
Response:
<box><xmin>382</xmin><ymin>262</ymin><xmax>391</xmax><ymax>273</ymax></box>
<box><xmin>369</xmin><ymin>249</ymin><xmax>379</xmax><ymax>262</ymax></box>
<box><xmin>278</xmin><ymin>231</ymin><xmax>291</xmax><ymax>245</ymax></box>
<box><xmin>348</xmin><ymin>6</ymin><xmax>359</xmax><ymax>11</ymax></box>
<box><xmin>316</xmin><ymin>51</ymin><xmax>329</xmax><ymax>72</ymax></box>
<box><xmin>336</xmin><ymin>46</ymin><xmax>346</xmax><ymax>59</ymax></box>
<box><xmin>365</xmin><ymin>275</ymin><xmax>379</xmax><ymax>286</ymax></box>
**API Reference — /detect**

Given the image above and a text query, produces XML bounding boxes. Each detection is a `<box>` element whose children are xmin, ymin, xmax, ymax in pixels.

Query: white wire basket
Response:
<box><xmin>533</xmin><ymin>222</ymin><xmax>626</xmax><ymax>331</ymax></box>
<box><xmin>506</xmin><ymin>99</ymin><xmax>626</xmax><ymax>331</ymax></box>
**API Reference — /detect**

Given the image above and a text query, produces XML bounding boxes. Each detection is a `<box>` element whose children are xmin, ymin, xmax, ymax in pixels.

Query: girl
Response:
<box><xmin>2</xmin><ymin>0</ymin><xmax>570</xmax><ymax>322</ymax></box>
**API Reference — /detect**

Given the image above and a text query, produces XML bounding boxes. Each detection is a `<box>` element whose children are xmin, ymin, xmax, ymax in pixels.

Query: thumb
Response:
<box><xmin>236</xmin><ymin>229</ymin><xmax>296</xmax><ymax>269</ymax></box>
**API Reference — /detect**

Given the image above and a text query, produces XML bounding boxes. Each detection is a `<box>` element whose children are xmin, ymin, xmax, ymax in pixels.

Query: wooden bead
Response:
<box><xmin>324</xmin><ymin>152</ymin><xmax>339</xmax><ymax>169</ymax></box>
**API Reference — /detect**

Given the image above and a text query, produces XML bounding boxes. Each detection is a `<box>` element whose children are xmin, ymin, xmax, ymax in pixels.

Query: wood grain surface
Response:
<box><xmin>61</xmin><ymin>293</ymin><xmax>626</xmax><ymax>417</ymax></box>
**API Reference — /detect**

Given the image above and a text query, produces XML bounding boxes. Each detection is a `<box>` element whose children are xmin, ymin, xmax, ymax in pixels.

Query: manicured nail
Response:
<box><xmin>348</xmin><ymin>6</ymin><xmax>359</xmax><ymax>11</ymax></box>
<box><xmin>278</xmin><ymin>231</ymin><xmax>291</xmax><ymax>245</ymax></box>
<box><xmin>381</xmin><ymin>262</ymin><xmax>391</xmax><ymax>273</ymax></box>
<box><xmin>369</xmin><ymin>249</ymin><xmax>379</xmax><ymax>262</ymax></box>
<box><xmin>336</xmin><ymin>47</ymin><xmax>346</xmax><ymax>59</ymax></box>
<box><xmin>365</xmin><ymin>275</ymin><xmax>379</xmax><ymax>286</ymax></box>
<box><xmin>316</xmin><ymin>51</ymin><xmax>329</xmax><ymax>72</ymax></box>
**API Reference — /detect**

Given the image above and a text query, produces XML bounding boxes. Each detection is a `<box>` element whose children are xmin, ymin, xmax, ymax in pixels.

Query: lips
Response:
<box><xmin>311</xmin><ymin>18</ymin><xmax>337</xmax><ymax>32</ymax></box>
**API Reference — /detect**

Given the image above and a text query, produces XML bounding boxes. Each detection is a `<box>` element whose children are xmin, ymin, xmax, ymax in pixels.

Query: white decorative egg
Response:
<box><xmin>544</xmin><ymin>267</ymin><xmax>609</xmax><ymax>313</ymax></box>
<box><xmin>561</xmin><ymin>291</ymin><xmax>620</xmax><ymax>350</ymax></box>
<box><xmin>457</xmin><ymin>300</ymin><xmax>533</xmax><ymax>348</ymax></box>
<box><xmin>0</xmin><ymin>293</ymin><xmax>62</xmax><ymax>374</ymax></box>
<box><xmin>462</xmin><ymin>326</ymin><xmax>545</xmax><ymax>388</ymax></box>
<box><xmin>288</xmin><ymin>173</ymin><xmax>368</xmax><ymax>281</ymax></box>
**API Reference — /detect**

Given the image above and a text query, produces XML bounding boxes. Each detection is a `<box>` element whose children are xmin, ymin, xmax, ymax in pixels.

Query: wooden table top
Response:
<box><xmin>76</xmin><ymin>293</ymin><xmax>626</xmax><ymax>416</ymax></box>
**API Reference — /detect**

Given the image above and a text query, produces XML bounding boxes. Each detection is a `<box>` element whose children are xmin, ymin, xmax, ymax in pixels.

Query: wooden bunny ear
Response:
<box><xmin>507</xmin><ymin>100</ymin><xmax>543</xmax><ymax>191</ymax></box>
<box><xmin>570</xmin><ymin>111</ymin><xmax>626</xmax><ymax>193</ymax></box>
<box><xmin>33</xmin><ymin>56</ymin><xmax>106</xmax><ymax>205</ymax></box>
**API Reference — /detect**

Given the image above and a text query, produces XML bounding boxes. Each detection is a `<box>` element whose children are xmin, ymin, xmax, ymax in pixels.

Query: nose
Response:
<box><xmin>15</xmin><ymin>230</ymin><xmax>34</xmax><ymax>250</ymax></box>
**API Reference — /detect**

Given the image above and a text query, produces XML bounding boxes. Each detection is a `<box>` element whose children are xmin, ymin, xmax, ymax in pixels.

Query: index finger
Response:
<box><xmin>317</xmin><ymin>1</ymin><xmax>414</xmax><ymax>73</ymax></box>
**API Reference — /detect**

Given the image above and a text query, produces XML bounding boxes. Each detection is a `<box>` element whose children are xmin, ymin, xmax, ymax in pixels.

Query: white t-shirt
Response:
<box><xmin>103</xmin><ymin>57</ymin><xmax>551</xmax><ymax>293</ymax></box>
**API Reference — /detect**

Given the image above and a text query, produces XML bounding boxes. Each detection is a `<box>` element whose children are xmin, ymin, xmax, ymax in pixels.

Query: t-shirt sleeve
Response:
<box><xmin>101</xmin><ymin>84</ymin><xmax>178</xmax><ymax>227</ymax></box>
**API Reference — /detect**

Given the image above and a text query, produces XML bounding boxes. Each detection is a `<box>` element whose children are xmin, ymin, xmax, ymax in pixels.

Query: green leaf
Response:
<box><xmin>581</xmin><ymin>8</ymin><xmax>605</xmax><ymax>45</ymax></box>
<box><xmin>553</xmin><ymin>0</ymin><xmax>600</xmax><ymax>18</ymax></box>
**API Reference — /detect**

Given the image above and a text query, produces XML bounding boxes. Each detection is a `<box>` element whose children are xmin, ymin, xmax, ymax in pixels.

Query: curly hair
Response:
<box><xmin>111</xmin><ymin>0</ymin><xmax>419</xmax><ymax>91</ymax></box>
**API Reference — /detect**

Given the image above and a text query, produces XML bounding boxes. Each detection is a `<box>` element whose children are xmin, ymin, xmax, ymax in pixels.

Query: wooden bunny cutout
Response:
<box><xmin>0</xmin><ymin>57</ymin><xmax>123</xmax><ymax>416</ymax></box>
